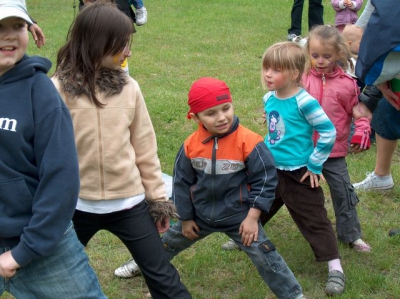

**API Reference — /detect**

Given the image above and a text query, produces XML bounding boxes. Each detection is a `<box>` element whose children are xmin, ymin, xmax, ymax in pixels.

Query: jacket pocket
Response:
<box><xmin>346</xmin><ymin>183</ymin><xmax>359</xmax><ymax>207</ymax></box>
<box><xmin>0</xmin><ymin>178</ymin><xmax>33</xmax><ymax>217</ymax></box>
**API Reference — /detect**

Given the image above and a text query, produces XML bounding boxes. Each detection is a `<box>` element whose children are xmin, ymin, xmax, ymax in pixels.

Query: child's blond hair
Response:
<box><xmin>305</xmin><ymin>25</ymin><xmax>353</xmax><ymax>72</ymax></box>
<box><xmin>261</xmin><ymin>41</ymin><xmax>305</xmax><ymax>89</ymax></box>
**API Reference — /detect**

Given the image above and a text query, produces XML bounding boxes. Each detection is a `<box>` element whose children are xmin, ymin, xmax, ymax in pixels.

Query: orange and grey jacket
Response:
<box><xmin>172</xmin><ymin>116</ymin><xmax>277</xmax><ymax>229</ymax></box>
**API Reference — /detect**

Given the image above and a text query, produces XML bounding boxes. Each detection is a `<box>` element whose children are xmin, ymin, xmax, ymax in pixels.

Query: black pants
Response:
<box><xmin>73</xmin><ymin>200</ymin><xmax>191</xmax><ymax>299</ymax></box>
<box><xmin>288</xmin><ymin>0</ymin><xmax>324</xmax><ymax>36</ymax></box>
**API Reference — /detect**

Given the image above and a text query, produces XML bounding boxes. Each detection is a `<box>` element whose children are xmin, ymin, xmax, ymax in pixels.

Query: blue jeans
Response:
<box><xmin>162</xmin><ymin>221</ymin><xmax>303</xmax><ymax>299</ymax></box>
<box><xmin>372</xmin><ymin>97</ymin><xmax>400</xmax><ymax>140</ymax></box>
<box><xmin>0</xmin><ymin>223</ymin><xmax>107</xmax><ymax>299</ymax></box>
<box><xmin>131</xmin><ymin>0</ymin><xmax>143</xmax><ymax>9</ymax></box>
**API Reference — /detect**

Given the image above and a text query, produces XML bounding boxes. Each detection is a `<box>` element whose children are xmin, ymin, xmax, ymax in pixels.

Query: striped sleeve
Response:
<box><xmin>297</xmin><ymin>91</ymin><xmax>336</xmax><ymax>174</ymax></box>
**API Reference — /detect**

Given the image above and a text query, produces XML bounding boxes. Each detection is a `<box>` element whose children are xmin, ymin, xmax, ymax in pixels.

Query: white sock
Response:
<box><xmin>328</xmin><ymin>259</ymin><xmax>343</xmax><ymax>273</ymax></box>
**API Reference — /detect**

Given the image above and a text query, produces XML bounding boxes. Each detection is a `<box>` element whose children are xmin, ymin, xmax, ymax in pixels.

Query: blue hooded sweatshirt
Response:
<box><xmin>0</xmin><ymin>55</ymin><xmax>80</xmax><ymax>267</ymax></box>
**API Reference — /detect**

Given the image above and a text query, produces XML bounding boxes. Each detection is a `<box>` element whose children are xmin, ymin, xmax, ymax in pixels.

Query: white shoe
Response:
<box><xmin>221</xmin><ymin>239</ymin><xmax>240</xmax><ymax>251</ymax></box>
<box><xmin>353</xmin><ymin>171</ymin><xmax>394</xmax><ymax>191</ymax></box>
<box><xmin>114</xmin><ymin>259</ymin><xmax>141</xmax><ymax>278</ymax></box>
<box><xmin>135</xmin><ymin>7</ymin><xmax>147</xmax><ymax>26</ymax></box>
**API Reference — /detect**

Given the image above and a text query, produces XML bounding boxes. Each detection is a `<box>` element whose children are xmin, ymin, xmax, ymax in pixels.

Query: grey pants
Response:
<box><xmin>322</xmin><ymin>157</ymin><xmax>362</xmax><ymax>243</ymax></box>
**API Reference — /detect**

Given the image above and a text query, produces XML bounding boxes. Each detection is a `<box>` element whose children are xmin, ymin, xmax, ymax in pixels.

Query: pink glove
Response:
<box><xmin>350</xmin><ymin>117</ymin><xmax>371</xmax><ymax>150</ymax></box>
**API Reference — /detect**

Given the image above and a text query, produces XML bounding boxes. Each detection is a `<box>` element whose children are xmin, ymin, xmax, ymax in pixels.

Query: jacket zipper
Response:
<box><xmin>210</xmin><ymin>137</ymin><xmax>218</xmax><ymax>225</ymax></box>
<box><xmin>318</xmin><ymin>73</ymin><xmax>326</xmax><ymax>104</ymax></box>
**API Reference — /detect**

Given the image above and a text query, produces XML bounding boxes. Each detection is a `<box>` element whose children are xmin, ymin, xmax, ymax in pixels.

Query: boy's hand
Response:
<box><xmin>156</xmin><ymin>217</ymin><xmax>170</xmax><ymax>233</ymax></box>
<box><xmin>300</xmin><ymin>170</ymin><xmax>324</xmax><ymax>188</ymax></box>
<box><xmin>239</xmin><ymin>208</ymin><xmax>260</xmax><ymax>246</ymax></box>
<box><xmin>182</xmin><ymin>220</ymin><xmax>200</xmax><ymax>240</ymax></box>
<box><xmin>28</xmin><ymin>24</ymin><xmax>46</xmax><ymax>49</ymax></box>
<box><xmin>377</xmin><ymin>81</ymin><xmax>400</xmax><ymax>110</ymax></box>
<box><xmin>0</xmin><ymin>251</ymin><xmax>20</xmax><ymax>278</ymax></box>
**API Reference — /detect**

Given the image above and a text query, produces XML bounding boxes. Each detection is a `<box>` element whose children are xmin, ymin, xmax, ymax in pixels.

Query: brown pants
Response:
<box><xmin>261</xmin><ymin>167</ymin><xmax>340</xmax><ymax>262</ymax></box>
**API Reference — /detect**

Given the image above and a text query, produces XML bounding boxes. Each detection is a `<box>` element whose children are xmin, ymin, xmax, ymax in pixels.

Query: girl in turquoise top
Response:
<box><xmin>262</xmin><ymin>41</ymin><xmax>345</xmax><ymax>296</ymax></box>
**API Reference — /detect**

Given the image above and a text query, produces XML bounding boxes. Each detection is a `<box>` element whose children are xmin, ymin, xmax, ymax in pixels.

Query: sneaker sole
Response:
<box><xmin>114</xmin><ymin>270</ymin><xmax>141</xmax><ymax>279</ymax></box>
<box><xmin>354</xmin><ymin>184</ymin><xmax>394</xmax><ymax>191</ymax></box>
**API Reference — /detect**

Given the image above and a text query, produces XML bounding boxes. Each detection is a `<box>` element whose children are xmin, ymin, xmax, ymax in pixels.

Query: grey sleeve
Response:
<box><xmin>356</xmin><ymin>0</ymin><xmax>375</xmax><ymax>30</ymax></box>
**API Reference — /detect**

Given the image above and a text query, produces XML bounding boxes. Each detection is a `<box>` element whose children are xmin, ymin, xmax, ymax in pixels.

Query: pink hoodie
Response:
<box><xmin>302</xmin><ymin>67</ymin><xmax>370</xmax><ymax>157</ymax></box>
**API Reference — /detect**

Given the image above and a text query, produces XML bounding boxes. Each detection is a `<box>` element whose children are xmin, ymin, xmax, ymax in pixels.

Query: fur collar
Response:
<box><xmin>55</xmin><ymin>67</ymin><xmax>128</xmax><ymax>97</ymax></box>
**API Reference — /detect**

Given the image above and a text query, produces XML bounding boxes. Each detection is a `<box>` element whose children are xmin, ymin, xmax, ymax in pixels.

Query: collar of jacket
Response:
<box><xmin>55</xmin><ymin>66</ymin><xmax>128</xmax><ymax>97</ymax></box>
<box><xmin>200</xmin><ymin>115</ymin><xmax>240</xmax><ymax>144</ymax></box>
<box><xmin>310</xmin><ymin>66</ymin><xmax>347</xmax><ymax>79</ymax></box>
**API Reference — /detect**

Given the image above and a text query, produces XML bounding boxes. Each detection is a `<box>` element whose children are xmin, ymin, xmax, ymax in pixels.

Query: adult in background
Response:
<box><xmin>353</xmin><ymin>0</ymin><xmax>400</xmax><ymax>236</ymax></box>
<box><xmin>287</xmin><ymin>0</ymin><xmax>324</xmax><ymax>41</ymax></box>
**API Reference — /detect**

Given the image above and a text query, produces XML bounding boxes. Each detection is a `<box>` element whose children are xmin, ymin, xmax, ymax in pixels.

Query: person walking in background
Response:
<box><xmin>331</xmin><ymin>0</ymin><xmax>363</xmax><ymax>32</ymax></box>
<box><xmin>0</xmin><ymin>1</ymin><xmax>107</xmax><ymax>298</ymax></box>
<box><xmin>287</xmin><ymin>0</ymin><xmax>324</xmax><ymax>41</ymax></box>
<box><xmin>302</xmin><ymin>25</ymin><xmax>372</xmax><ymax>252</ymax></box>
<box><xmin>52</xmin><ymin>2</ymin><xmax>191</xmax><ymax>298</ymax></box>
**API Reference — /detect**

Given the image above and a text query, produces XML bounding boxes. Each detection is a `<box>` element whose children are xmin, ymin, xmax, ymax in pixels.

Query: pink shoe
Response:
<box><xmin>350</xmin><ymin>241</ymin><xmax>371</xmax><ymax>252</ymax></box>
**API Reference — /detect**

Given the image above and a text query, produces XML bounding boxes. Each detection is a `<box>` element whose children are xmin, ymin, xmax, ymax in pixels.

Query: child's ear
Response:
<box><xmin>292</xmin><ymin>69</ymin><xmax>300</xmax><ymax>81</ymax></box>
<box><xmin>189</xmin><ymin>113</ymin><xmax>199</xmax><ymax>123</ymax></box>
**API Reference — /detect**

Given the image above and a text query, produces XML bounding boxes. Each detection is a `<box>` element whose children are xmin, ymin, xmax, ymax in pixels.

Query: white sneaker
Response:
<box><xmin>287</xmin><ymin>33</ymin><xmax>298</xmax><ymax>41</ymax></box>
<box><xmin>221</xmin><ymin>239</ymin><xmax>240</xmax><ymax>251</ymax></box>
<box><xmin>135</xmin><ymin>7</ymin><xmax>147</xmax><ymax>26</ymax></box>
<box><xmin>353</xmin><ymin>172</ymin><xmax>394</xmax><ymax>191</ymax></box>
<box><xmin>114</xmin><ymin>259</ymin><xmax>141</xmax><ymax>278</ymax></box>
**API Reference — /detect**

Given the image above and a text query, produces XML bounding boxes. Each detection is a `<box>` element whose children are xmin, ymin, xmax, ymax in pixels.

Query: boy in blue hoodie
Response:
<box><xmin>0</xmin><ymin>1</ymin><xmax>107</xmax><ymax>297</ymax></box>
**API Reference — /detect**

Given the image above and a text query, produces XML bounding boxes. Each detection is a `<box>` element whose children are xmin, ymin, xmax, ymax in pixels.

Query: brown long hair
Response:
<box><xmin>55</xmin><ymin>1</ymin><xmax>134</xmax><ymax>107</ymax></box>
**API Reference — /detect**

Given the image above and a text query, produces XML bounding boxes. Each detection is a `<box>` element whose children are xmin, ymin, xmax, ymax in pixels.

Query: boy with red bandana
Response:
<box><xmin>161</xmin><ymin>77</ymin><xmax>305</xmax><ymax>299</ymax></box>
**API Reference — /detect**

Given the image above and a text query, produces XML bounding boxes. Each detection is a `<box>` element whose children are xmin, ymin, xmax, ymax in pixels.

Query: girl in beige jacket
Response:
<box><xmin>52</xmin><ymin>2</ymin><xmax>191</xmax><ymax>298</ymax></box>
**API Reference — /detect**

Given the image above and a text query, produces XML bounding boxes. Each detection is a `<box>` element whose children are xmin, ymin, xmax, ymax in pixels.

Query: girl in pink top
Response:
<box><xmin>302</xmin><ymin>25</ymin><xmax>372</xmax><ymax>253</ymax></box>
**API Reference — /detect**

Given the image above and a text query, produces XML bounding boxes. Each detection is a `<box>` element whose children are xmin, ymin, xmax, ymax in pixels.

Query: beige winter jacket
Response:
<box><xmin>51</xmin><ymin>72</ymin><xmax>167</xmax><ymax>202</ymax></box>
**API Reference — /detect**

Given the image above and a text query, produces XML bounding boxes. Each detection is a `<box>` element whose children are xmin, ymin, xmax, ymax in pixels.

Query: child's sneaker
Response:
<box><xmin>135</xmin><ymin>7</ymin><xmax>147</xmax><ymax>26</ymax></box>
<box><xmin>389</xmin><ymin>228</ymin><xmax>400</xmax><ymax>237</ymax></box>
<box><xmin>221</xmin><ymin>239</ymin><xmax>240</xmax><ymax>251</ymax></box>
<box><xmin>114</xmin><ymin>259</ymin><xmax>141</xmax><ymax>278</ymax></box>
<box><xmin>287</xmin><ymin>33</ymin><xmax>298</xmax><ymax>41</ymax></box>
<box><xmin>325</xmin><ymin>270</ymin><xmax>345</xmax><ymax>295</ymax></box>
<box><xmin>353</xmin><ymin>172</ymin><xmax>394</xmax><ymax>191</ymax></box>
<box><xmin>350</xmin><ymin>239</ymin><xmax>371</xmax><ymax>252</ymax></box>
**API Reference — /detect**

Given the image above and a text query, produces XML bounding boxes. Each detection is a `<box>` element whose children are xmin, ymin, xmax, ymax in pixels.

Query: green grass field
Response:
<box><xmin>7</xmin><ymin>0</ymin><xmax>399</xmax><ymax>298</ymax></box>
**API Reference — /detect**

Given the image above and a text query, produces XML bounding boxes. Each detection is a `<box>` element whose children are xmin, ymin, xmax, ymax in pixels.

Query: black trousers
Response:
<box><xmin>288</xmin><ymin>0</ymin><xmax>324</xmax><ymax>36</ymax></box>
<box><xmin>73</xmin><ymin>200</ymin><xmax>191</xmax><ymax>299</ymax></box>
